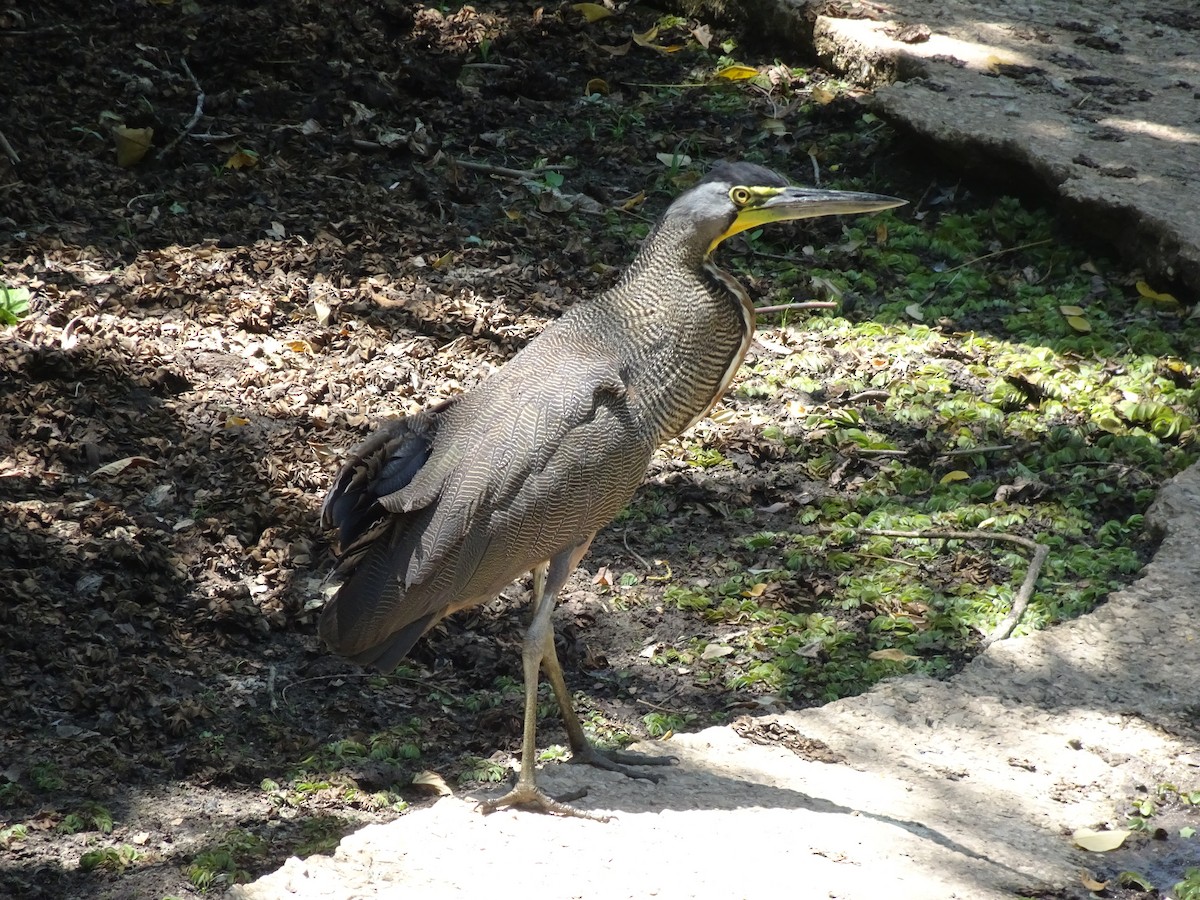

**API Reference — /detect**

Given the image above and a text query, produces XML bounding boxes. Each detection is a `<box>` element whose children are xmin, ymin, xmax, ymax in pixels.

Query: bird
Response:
<box><xmin>319</xmin><ymin>161</ymin><xmax>904</xmax><ymax>817</ymax></box>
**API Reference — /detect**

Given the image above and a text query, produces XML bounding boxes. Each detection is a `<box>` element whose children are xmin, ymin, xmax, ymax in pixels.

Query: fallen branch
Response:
<box><xmin>157</xmin><ymin>58</ymin><xmax>204</xmax><ymax>159</ymax></box>
<box><xmin>824</xmin><ymin>527</ymin><xmax>1050</xmax><ymax>646</ymax></box>
<box><xmin>0</xmin><ymin>129</ymin><xmax>20</xmax><ymax>165</ymax></box>
<box><xmin>448</xmin><ymin>157</ymin><xmax>571</xmax><ymax>180</ymax></box>
<box><xmin>754</xmin><ymin>300</ymin><xmax>837</xmax><ymax>314</ymax></box>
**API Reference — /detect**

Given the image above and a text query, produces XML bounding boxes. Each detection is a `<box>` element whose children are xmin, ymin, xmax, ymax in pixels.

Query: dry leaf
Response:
<box><xmin>1079</xmin><ymin>871</ymin><xmax>1108</xmax><ymax>892</ymax></box>
<box><xmin>584</xmin><ymin>77</ymin><xmax>610</xmax><ymax>95</ymax></box>
<box><xmin>313</xmin><ymin>300</ymin><xmax>332</xmax><ymax>327</ymax></box>
<box><xmin>596</xmin><ymin>41</ymin><xmax>631</xmax><ymax>56</ymax></box>
<box><xmin>869</xmin><ymin>648</ymin><xmax>917</xmax><ymax>662</ymax></box>
<box><xmin>715</xmin><ymin>65</ymin><xmax>759</xmax><ymax>81</ymax></box>
<box><xmin>114</xmin><ymin>126</ymin><xmax>153</xmax><ymax>167</ymax></box>
<box><xmin>939</xmin><ymin>470</ymin><xmax>970</xmax><ymax>484</ymax></box>
<box><xmin>656</xmin><ymin>152</ymin><xmax>691</xmax><ymax>168</ymax></box>
<box><xmin>690</xmin><ymin>23</ymin><xmax>713</xmax><ymax>48</ymax></box>
<box><xmin>631</xmin><ymin>25</ymin><xmax>659</xmax><ymax>47</ymax></box>
<box><xmin>811</xmin><ymin>85</ymin><xmax>836</xmax><ymax>104</ymax></box>
<box><xmin>571</xmin><ymin>2</ymin><xmax>613</xmax><ymax>23</ymax></box>
<box><xmin>224</xmin><ymin>149</ymin><xmax>259</xmax><ymax>169</ymax></box>
<box><xmin>701</xmin><ymin>644</ymin><xmax>734</xmax><ymax>660</ymax></box>
<box><xmin>1072</xmin><ymin>828</ymin><xmax>1130</xmax><ymax>852</ymax></box>
<box><xmin>285</xmin><ymin>340</ymin><xmax>313</xmax><ymax>354</ymax></box>
<box><xmin>411</xmin><ymin>770</ymin><xmax>453</xmax><ymax>796</ymax></box>
<box><xmin>91</xmin><ymin>456</ymin><xmax>156</xmax><ymax>478</ymax></box>
<box><xmin>224</xmin><ymin>415</ymin><xmax>250</xmax><ymax>428</ymax></box>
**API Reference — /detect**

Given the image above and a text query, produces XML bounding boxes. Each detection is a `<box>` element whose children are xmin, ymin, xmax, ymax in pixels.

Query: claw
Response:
<box><xmin>478</xmin><ymin>779</ymin><xmax>609</xmax><ymax>821</ymax></box>
<box><xmin>569</xmin><ymin>744</ymin><xmax>678</xmax><ymax>782</ymax></box>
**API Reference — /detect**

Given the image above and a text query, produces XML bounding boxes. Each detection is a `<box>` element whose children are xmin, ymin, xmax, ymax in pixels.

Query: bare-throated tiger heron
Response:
<box><xmin>320</xmin><ymin>161</ymin><xmax>904</xmax><ymax>817</ymax></box>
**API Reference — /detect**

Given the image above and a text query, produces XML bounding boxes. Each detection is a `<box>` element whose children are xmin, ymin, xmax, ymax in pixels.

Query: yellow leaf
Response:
<box><xmin>631</xmin><ymin>25</ymin><xmax>659</xmax><ymax>47</ymax></box>
<box><xmin>571</xmin><ymin>2</ymin><xmax>613</xmax><ymax>23</ymax></box>
<box><xmin>584</xmin><ymin>77</ymin><xmax>610</xmax><ymax>96</ymax></box>
<box><xmin>432</xmin><ymin>250</ymin><xmax>455</xmax><ymax>269</ymax></box>
<box><xmin>741</xmin><ymin>582</ymin><xmax>768</xmax><ymax>598</ymax></box>
<box><xmin>716</xmin><ymin>64</ymin><xmax>759</xmax><ymax>81</ymax></box>
<box><xmin>224</xmin><ymin>149</ymin><xmax>259</xmax><ymax>170</ymax></box>
<box><xmin>939</xmin><ymin>470</ymin><xmax>970</xmax><ymax>484</ymax></box>
<box><xmin>114</xmin><ymin>126</ymin><xmax>153</xmax><ymax>168</ymax></box>
<box><xmin>1058</xmin><ymin>305</ymin><xmax>1085</xmax><ymax>316</ymax></box>
<box><xmin>759</xmin><ymin>117</ymin><xmax>788</xmax><ymax>136</ymax></box>
<box><xmin>1132</xmin><ymin>280</ymin><xmax>1180</xmax><ymax>312</ymax></box>
<box><xmin>1079</xmin><ymin>872</ymin><xmax>1108</xmax><ymax>892</ymax></box>
<box><xmin>285</xmin><ymin>340</ymin><xmax>313</xmax><ymax>354</ymax></box>
<box><xmin>811</xmin><ymin>85</ymin><xmax>836</xmax><ymax>104</ymax></box>
<box><xmin>1135</xmin><ymin>280</ymin><xmax>1177</xmax><ymax>304</ymax></box>
<box><xmin>868</xmin><ymin>648</ymin><xmax>914</xmax><ymax>664</ymax></box>
<box><xmin>1065</xmin><ymin>315</ymin><xmax>1091</xmax><ymax>333</ymax></box>
<box><xmin>875</xmin><ymin>222</ymin><xmax>889</xmax><ymax>244</ymax></box>
<box><xmin>620</xmin><ymin>190</ymin><xmax>646</xmax><ymax>212</ymax></box>
<box><xmin>1072</xmin><ymin>828</ymin><xmax>1130</xmax><ymax>852</ymax></box>
<box><xmin>225</xmin><ymin>415</ymin><xmax>250</xmax><ymax>428</ymax></box>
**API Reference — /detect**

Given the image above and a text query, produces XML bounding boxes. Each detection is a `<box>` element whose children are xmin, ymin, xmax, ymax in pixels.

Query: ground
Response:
<box><xmin>1</xmin><ymin>2</ymin><xmax>1198</xmax><ymax>898</ymax></box>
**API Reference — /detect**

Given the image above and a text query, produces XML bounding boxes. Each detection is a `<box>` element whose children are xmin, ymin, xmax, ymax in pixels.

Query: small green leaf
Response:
<box><xmin>1117</xmin><ymin>870</ymin><xmax>1154</xmax><ymax>891</ymax></box>
<box><xmin>1065</xmin><ymin>315</ymin><xmax>1091</xmax><ymax>333</ymax></box>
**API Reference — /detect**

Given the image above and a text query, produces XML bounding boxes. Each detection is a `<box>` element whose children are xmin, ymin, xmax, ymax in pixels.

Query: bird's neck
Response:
<box><xmin>598</xmin><ymin>220</ymin><xmax>756</xmax><ymax>441</ymax></box>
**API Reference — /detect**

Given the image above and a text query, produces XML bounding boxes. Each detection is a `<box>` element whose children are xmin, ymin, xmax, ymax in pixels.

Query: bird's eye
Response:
<box><xmin>730</xmin><ymin>187</ymin><xmax>752</xmax><ymax>206</ymax></box>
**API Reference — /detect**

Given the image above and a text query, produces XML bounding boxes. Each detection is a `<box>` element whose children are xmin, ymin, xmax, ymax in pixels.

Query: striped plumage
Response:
<box><xmin>320</xmin><ymin>161</ymin><xmax>903</xmax><ymax>816</ymax></box>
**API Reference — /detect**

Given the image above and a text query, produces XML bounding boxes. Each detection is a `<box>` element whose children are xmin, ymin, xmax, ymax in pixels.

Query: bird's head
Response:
<box><xmin>663</xmin><ymin>161</ymin><xmax>906</xmax><ymax>257</ymax></box>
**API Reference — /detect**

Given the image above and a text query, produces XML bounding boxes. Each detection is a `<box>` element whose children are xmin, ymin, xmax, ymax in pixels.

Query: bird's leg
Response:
<box><xmin>539</xmin><ymin>627</ymin><xmax>676</xmax><ymax>779</ymax></box>
<box><xmin>478</xmin><ymin>544</ymin><xmax>607</xmax><ymax>820</ymax></box>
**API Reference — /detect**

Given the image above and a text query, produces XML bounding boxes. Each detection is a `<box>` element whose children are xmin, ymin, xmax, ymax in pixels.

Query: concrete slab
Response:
<box><xmin>796</xmin><ymin>0</ymin><xmax>1200</xmax><ymax>293</ymax></box>
<box><xmin>232</xmin><ymin>462</ymin><xmax>1200</xmax><ymax>900</ymax></box>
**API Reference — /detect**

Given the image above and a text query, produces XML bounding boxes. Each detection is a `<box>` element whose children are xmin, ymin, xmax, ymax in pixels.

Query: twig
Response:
<box><xmin>622</xmin><ymin>526</ymin><xmax>653</xmax><ymax>572</ymax></box>
<box><xmin>188</xmin><ymin>131</ymin><xmax>242</xmax><ymax>142</ymax></box>
<box><xmin>823</xmin><ymin>527</ymin><xmax>1050</xmax><ymax>646</ymax></box>
<box><xmin>158</xmin><ymin>58</ymin><xmax>205</xmax><ymax>159</ymax></box>
<box><xmin>942</xmin><ymin>444</ymin><xmax>1013</xmax><ymax>457</ymax></box>
<box><xmin>938</xmin><ymin>238</ymin><xmax>1053</xmax><ymax>276</ymax></box>
<box><xmin>0</xmin><ymin>129</ymin><xmax>20</xmax><ymax>165</ymax></box>
<box><xmin>754</xmin><ymin>301</ymin><xmax>837</xmax><ymax>314</ymax></box>
<box><xmin>447</xmin><ymin>157</ymin><xmax>571</xmax><ymax>180</ymax></box>
<box><xmin>847</xmin><ymin>390</ymin><xmax>890</xmax><ymax>403</ymax></box>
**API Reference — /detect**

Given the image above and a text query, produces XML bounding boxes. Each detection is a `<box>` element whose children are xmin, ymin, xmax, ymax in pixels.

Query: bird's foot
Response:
<box><xmin>477</xmin><ymin>779</ymin><xmax>610</xmax><ymax>821</ymax></box>
<box><xmin>569</xmin><ymin>743</ymin><xmax>677</xmax><ymax>782</ymax></box>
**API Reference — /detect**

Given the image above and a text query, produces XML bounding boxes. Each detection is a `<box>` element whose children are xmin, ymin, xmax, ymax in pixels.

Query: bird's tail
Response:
<box><xmin>319</xmin><ymin>402</ymin><xmax>451</xmax><ymax>671</ymax></box>
<box><xmin>319</xmin><ymin>521</ymin><xmax>437</xmax><ymax>671</ymax></box>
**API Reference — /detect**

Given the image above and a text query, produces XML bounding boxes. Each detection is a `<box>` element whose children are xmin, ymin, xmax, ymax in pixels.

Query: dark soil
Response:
<box><xmin>0</xmin><ymin>2</ymin><xmax>1168</xmax><ymax>898</ymax></box>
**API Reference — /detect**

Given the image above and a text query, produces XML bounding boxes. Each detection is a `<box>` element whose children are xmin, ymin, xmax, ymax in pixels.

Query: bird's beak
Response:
<box><xmin>715</xmin><ymin>187</ymin><xmax>907</xmax><ymax>249</ymax></box>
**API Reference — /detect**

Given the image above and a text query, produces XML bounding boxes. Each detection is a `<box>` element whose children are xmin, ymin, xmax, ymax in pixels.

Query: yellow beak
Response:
<box><xmin>714</xmin><ymin>187</ymin><xmax>906</xmax><ymax>251</ymax></box>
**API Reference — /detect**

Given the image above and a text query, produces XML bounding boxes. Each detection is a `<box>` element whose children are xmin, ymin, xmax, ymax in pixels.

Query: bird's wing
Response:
<box><xmin>320</xmin><ymin>398</ymin><xmax>453</xmax><ymax>556</ymax></box>
<box><xmin>398</xmin><ymin>348</ymin><xmax>629</xmax><ymax>590</ymax></box>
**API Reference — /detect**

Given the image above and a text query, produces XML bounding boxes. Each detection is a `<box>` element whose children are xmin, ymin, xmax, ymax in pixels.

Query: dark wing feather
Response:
<box><xmin>318</xmin><ymin>344</ymin><xmax>630</xmax><ymax>671</ymax></box>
